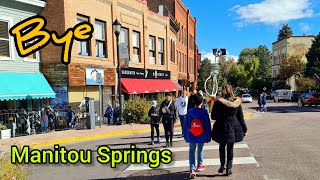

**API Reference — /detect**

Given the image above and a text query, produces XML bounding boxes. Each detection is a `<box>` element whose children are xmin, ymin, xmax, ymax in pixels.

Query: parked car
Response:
<box><xmin>274</xmin><ymin>89</ymin><xmax>292</xmax><ymax>102</ymax></box>
<box><xmin>291</xmin><ymin>93</ymin><xmax>301</xmax><ymax>102</ymax></box>
<box><xmin>241</xmin><ymin>94</ymin><xmax>253</xmax><ymax>103</ymax></box>
<box><xmin>299</xmin><ymin>92</ymin><xmax>320</xmax><ymax>106</ymax></box>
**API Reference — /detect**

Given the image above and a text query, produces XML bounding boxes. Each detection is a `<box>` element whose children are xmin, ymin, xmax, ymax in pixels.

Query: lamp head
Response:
<box><xmin>113</xmin><ymin>19</ymin><xmax>121</xmax><ymax>37</ymax></box>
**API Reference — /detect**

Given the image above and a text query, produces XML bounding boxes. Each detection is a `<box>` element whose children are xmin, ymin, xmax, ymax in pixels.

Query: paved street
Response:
<box><xmin>29</xmin><ymin>101</ymin><xmax>320</xmax><ymax>180</ymax></box>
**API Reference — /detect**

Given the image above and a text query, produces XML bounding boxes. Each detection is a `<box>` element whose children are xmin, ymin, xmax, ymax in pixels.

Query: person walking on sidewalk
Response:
<box><xmin>258</xmin><ymin>94</ymin><xmax>262</xmax><ymax>112</ymax></box>
<box><xmin>184</xmin><ymin>93</ymin><xmax>211</xmax><ymax>179</ymax></box>
<box><xmin>159</xmin><ymin>92</ymin><xmax>176</xmax><ymax>147</ymax></box>
<box><xmin>187</xmin><ymin>89</ymin><xmax>197</xmax><ymax>112</ymax></box>
<box><xmin>211</xmin><ymin>84</ymin><xmax>248</xmax><ymax>176</ymax></box>
<box><xmin>104</xmin><ymin>104</ymin><xmax>114</xmax><ymax>125</ymax></box>
<box><xmin>261</xmin><ymin>93</ymin><xmax>267</xmax><ymax>112</ymax></box>
<box><xmin>148</xmin><ymin>100</ymin><xmax>160</xmax><ymax>145</ymax></box>
<box><xmin>67</xmin><ymin>106</ymin><xmax>76</xmax><ymax>129</ymax></box>
<box><xmin>176</xmin><ymin>90</ymin><xmax>188</xmax><ymax>137</ymax></box>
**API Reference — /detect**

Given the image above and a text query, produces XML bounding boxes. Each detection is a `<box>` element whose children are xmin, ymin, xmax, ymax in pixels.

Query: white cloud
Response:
<box><xmin>201</xmin><ymin>51</ymin><xmax>239</xmax><ymax>63</ymax></box>
<box><xmin>299</xmin><ymin>22</ymin><xmax>311</xmax><ymax>32</ymax></box>
<box><xmin>230</xmin><ymin>0</ymin><xmax>314</xmax><ymax>26</ymax></box>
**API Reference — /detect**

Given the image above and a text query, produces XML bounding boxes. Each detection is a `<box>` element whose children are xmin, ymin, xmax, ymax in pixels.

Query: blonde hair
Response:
<box><xmin>221</xmin><ymin>84</ymin><xmax>236</xmax><ymax>99</ymax></box>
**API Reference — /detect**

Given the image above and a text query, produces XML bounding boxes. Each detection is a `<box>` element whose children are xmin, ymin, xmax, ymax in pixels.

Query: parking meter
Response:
<box><xmin>84</xmin><ymin>97</ymin><xmax>95</xmax><ymax>129</ymax></box>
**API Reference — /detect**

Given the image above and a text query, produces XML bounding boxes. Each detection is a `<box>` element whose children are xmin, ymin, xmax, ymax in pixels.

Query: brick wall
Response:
<box><xmin>146</xmin><ymin>0</ymin><xmax>174</xmax><ymax>17</ymax></box>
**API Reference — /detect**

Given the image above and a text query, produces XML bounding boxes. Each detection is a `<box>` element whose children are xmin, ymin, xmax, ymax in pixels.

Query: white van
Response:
<box><xmin>274</xmin><ymin>89</ymin><xmax>292</xmax><ymax>102</ymax></box>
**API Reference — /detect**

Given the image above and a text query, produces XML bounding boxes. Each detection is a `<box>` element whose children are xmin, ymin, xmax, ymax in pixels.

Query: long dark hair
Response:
<box><xmin>221</xmin><ymin>84</ymin><xmax>236</xmax><ymax>100</ymax></box>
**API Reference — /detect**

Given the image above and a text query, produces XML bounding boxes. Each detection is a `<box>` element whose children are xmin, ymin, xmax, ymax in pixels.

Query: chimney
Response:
<box><xmin>158</xmin><ymin>5</ymin><xmax>164</xmax><ymax>16</ymax></box>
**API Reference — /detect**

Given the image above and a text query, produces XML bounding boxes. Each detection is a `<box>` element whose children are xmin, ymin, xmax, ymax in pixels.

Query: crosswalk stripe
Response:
<box><xmin>161</xmin><ymin>143</ymin><xmax>249</xmax><ymax>152</ymax></box>
<box><xmin>124</xmin><ymin>157</ymin><xmax>257</xmax><ymax>171</ymax></box>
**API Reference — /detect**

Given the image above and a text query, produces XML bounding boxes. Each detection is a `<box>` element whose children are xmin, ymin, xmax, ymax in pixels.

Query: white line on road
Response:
<box><xmin>161</xmin><ymin>143</ymin><xmax>249</xmax><ymax>152</ymax></box>
<box><xmin>125</xmin><ymin>157</ymin><xmax>258</xmax><ymax>171</ymax></box>
<box><xmin>263</xmin><ymin>175</ymin><xmax>280</xmax><ymax>180</ymax></box>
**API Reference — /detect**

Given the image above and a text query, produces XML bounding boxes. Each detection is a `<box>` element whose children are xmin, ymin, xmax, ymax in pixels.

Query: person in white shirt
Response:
<box><xmin>176</xmin><ymin>90</ymin><xmax>189</xmax><ymax>136</ymax></box>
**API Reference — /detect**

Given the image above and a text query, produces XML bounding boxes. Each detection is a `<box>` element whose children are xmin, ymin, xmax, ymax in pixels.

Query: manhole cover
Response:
<box><xmin>128</xmin><ymin>169</ymin><xmax>171</xmax><ymax>177</ymax></box>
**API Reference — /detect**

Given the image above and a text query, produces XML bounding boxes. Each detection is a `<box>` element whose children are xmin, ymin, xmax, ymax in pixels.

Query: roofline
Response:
<box><xmin>13</xmin><ymin>0</ymin><xmax>46</xmax><ymax>7</ymax></box>
<box><xmin>272</xmin><ymin>35</ymin><xmax>315</xmax><ymax>44</ymax></box>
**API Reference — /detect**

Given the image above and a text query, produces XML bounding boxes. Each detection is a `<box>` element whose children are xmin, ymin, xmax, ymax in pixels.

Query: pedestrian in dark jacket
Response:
<box><xmin>184</xmin><ymin>93</ymin><xmax>211</xmax><ymax>179</ymax></box>
<box><xmin>159</xmin><ymin>92</ymin><xmax>176</xmax><ymax>147</ymax></box>
<box><xmin>211</xmin><ymin>84</ymin><xmax>248</xmax><ymax>176</ymax></box>
<box><xmin>148</xmin><ymin>100</ymin><xmax>160</xmax><ymax>145</ymax></box>
<box><xmin>187</xmin><ymin>89</ymin><xmax>198</xmax><ymax>111</ymax></box>
<box><xmin>258</xmin><ymin>94</ymin><xmax>262</xmax><ymax>112</ymax></box>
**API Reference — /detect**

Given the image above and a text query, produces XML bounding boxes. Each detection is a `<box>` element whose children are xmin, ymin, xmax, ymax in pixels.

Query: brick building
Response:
<box><xmin>147</xmin><ymin>0</ymin><xmax>200</xmax><ymax>91</ymax></box>
<box><xmin>41</xmin><ymin>0</ymin><xmax>187</xmax><ymax>110</ymax></box>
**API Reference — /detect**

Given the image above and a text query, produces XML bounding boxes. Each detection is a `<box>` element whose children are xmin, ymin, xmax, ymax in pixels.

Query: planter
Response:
<box><xmin>0</xmin><ymin>129</ymin><xmax>11</xmax><ymax>139</ymax></box>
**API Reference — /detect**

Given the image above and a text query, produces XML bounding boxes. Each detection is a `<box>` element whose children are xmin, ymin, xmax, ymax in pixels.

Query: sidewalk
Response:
<box><xmin>0</xmin><ymin>111</ymin><xmax>253</xmax><ymax>153</ymax></box>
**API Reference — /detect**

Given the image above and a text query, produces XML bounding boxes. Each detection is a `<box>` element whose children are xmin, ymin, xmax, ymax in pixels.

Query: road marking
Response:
<box><xmin>161</xmin><ymin>143</ymin><xmax>249</xmax><ymax>152</ymax></box>
<box><xmin>125</xmin><ymin>157</ymin><xmax>258</xmax><ymax>171</ymax></box>
<box><xmin>263</xmin><ymin>175</ymin><xmax>280</xmax><ymax>180</ymax></box>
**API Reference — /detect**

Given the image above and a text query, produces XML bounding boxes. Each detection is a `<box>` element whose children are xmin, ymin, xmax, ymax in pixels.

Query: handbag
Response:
<box><xmin>162</xmin><ymin>100</ymin><xmax>172</xmax><ymax>114</ymax></box>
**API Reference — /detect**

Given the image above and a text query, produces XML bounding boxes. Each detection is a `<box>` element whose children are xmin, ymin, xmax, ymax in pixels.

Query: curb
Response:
<box><xmin>2</xmin><ymin>114</ymin><xmax>252</xmax><ymax>150</ymax></box>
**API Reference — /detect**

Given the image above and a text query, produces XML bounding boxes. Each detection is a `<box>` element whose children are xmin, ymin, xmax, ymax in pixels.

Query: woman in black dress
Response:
<box><xmin>211</xmin><ymin>84</ymin><xmax>248</xmax><ymax>176</ymax></box>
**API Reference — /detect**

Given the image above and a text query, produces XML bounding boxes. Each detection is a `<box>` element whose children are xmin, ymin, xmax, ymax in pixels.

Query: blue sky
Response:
<box><xmin>182</xmin><ymin>0</ymin><xmax>320</xmax><ymax>61</ymax></box>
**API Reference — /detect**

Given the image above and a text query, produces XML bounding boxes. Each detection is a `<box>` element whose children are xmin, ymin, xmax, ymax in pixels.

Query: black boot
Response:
<box><xmin>226</xmin><ymin>160</ymin><xmax>233</xmax><ymax>176</ymax></box>
<box><xmin>226</xmin><ymin>168</ymin><xmax>232</xmax><ymax>176</ymax></box>
<box><xmin>218</xmin><ymin>166</ymin><xmax>225</xmax><ymax>173</ymax></box>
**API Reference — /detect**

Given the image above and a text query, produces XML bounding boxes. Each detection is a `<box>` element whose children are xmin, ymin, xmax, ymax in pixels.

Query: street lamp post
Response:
<box><xmin>113</xmin><ymin>19</ymin><xmax>125</xmax><ymax>125</ymax></box>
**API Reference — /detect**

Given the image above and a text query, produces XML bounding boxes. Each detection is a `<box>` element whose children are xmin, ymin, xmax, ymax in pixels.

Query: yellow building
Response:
<box><xmin>272</xmin><ymin>35</ymin><xmax>315</xmax><ymax>91</ymax></box>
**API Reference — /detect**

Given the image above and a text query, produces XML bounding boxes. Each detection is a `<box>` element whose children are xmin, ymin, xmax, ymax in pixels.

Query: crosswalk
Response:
<box><xmin>123</xmin><ymin>132</ymin><xmax>258</xmax><ymax>173</ymax></box>
<box><xmin>266</xmin><ymin>109</ymin><xmax>320</xmax><ymax>113</ymax></box>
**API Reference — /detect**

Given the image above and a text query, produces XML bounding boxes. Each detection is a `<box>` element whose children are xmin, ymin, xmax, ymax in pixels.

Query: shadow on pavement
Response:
<box><xmin>91</xmin><ymin>170</ymin><xmax>188</xmax><ymax>180</ymax></box>
<box><xmin>248</xmin><ymin>106</ymin><xmax>320</xmax><ymax>113</ymax></box>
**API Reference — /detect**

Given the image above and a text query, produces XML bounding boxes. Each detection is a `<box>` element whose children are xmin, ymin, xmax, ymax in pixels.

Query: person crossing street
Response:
<box><xmin>176</xmin><ymin>90</ymin><xmax>189</xmax><ymax>137</ymax></box>
<box><xmin>159</xmin><ymin>92</ymin><xmax>176</xmax><ymax>147</ymax></box>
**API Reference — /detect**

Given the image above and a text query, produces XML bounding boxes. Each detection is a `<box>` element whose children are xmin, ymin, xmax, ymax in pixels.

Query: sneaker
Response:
<box><xmin>156</xmin><ymin>137</ymin><xmax>161</xmax><ymax>144</ymax></box>
<box><xmin>196</xmin><ymin>165</ymin><xmax>206</xmax><ymax>172</ymax></box>
<box><xmin>189</xmin><ymin>170</ymin><xmax>196</xmax><ymax>179</ymax></box>
<box><xmin>149</xmin><ymin>141</ymin><xmax>154</xmax><ymax>145</ymax></box>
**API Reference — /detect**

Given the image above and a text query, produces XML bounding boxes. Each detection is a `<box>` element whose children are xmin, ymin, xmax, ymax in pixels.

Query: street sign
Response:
<box><xmin>263</xmin><ymin>87</ymin><xmax>267</xmax><ymax>91</ymax></box>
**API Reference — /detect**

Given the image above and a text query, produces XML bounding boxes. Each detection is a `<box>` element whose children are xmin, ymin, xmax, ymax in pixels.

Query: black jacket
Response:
<box><xmin>148</xmin><ymin>107</ymin><xmax>159</xmax><ymax>124</ymax></box>
<box><xmin>159</xmin><ymin>100</ymin><xmax>176</xmax><ymax>121</ymax></box>
<box><xmin>211</xmin><ymin>97</ymin><xmax>248</xmax><ymax>144</ymax></box>
<box><xmin>187</xmin><ymin>95</ymin><xmax>196</xmax><ymax>111</ymax></box>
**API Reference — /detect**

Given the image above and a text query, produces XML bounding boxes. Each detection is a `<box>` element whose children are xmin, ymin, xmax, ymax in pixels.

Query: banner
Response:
<box><xmin>86</xmin><ymin>68</ymin><xmax>104</xmax><ymax>85</ymax></box>
<box><xmin>119</xmin><ymin>43</ymin><xmax>129</xmax><ymax>68</ymax></box>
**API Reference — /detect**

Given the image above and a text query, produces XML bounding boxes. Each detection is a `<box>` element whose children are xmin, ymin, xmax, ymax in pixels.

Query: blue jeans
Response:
<box><xmin>179</xmin><ymin>115</ymin><xmax>186</xmax><ymax>134</ymax></box>
<box><xmin>189</xmin><ymin>143</ymin><xmax>204</xmax><ymax>171</ymax></box>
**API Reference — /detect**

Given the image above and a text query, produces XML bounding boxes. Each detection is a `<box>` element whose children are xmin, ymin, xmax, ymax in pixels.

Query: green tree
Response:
<box><xmin>306</xmin><ymin>33</ymin><xmax>320</xmax><ymax>77</ymax></box>
<box><xmin>296</xmin><ymin>77</ymin><xmax>317</xmax><ymax>92</ymax></box>
<box><xmin>278</xmin><ymin>23</ymin><xmax>293</xmax><ymax>41</ymax></box>
<box><xmin>255</xmin><ymin>45</ymin><xmax>272</xmax><ymax>79</ymax></box>
<box><xmin>198</xmin><ymin>58</ymin><xmax>214</xmax><ymax>92</ymax></box>
<box><xmin>238</xmin><ymin>48</ymin><xmax>257</xmax><ymax>65</ymax></box>
<box><xmin>278</xmin><ymin>55</ymin><xmax>305</xmax><ymax>80</ymax></box>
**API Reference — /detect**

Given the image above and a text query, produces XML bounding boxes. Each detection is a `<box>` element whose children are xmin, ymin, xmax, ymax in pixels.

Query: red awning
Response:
<box><xmin>121</xmin><ymin>79</ymin><xmax>179</xmax><ymax>94</ymax></box>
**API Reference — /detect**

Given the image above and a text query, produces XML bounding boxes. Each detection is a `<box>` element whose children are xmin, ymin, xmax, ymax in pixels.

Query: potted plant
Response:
<box><xmin>0</xmin><ymin>125</ymin><xmax>11</xmax><ymax>139</ymax></box>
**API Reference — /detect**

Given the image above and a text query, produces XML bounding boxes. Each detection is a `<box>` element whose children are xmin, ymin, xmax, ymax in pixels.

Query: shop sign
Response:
<box><xmin>86</xmin><ymin>68</ymin><xmax>104</xmax><ymax>85</ymax></box>
<box><xmin>121</xmin><ymin>68</ymin><xmax>170</xmax><ymax>79</ymax></box>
